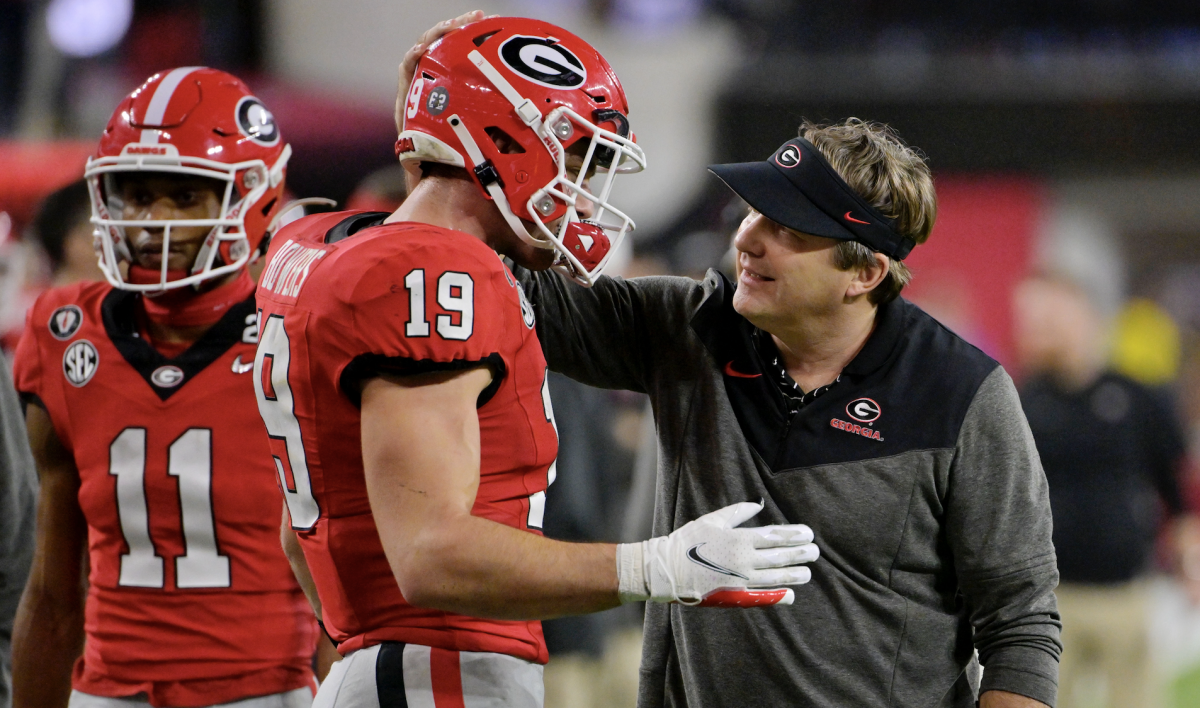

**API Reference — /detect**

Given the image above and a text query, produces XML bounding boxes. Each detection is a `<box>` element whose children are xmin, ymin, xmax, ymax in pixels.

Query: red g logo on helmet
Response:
<box><xmin>236</xmin><ymin>96</ymin><xmax>280</xmax><ymax>145</ymax></box>
<box><xmin>499</xmin><ymin>36</ymin><xmax>587</xmax><ymax>89</ymax></box>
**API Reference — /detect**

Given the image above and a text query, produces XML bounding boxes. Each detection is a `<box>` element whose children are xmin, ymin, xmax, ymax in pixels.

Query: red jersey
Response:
<box><xmin>253</xmin><ymin>212</ymin><xmax>559</xmax><ymax>663</ymax></box>
<box><xmin>12</xmin><ymin>282</ymin><xmax>318</xmax><ymax>707</ymax></box>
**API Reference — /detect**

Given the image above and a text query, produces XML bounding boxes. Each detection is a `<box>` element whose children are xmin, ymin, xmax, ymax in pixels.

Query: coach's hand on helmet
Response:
<box><xmin>616</xmin><ymin>501</ymin><xmax>819</xmax><ymax>608</ymax></box>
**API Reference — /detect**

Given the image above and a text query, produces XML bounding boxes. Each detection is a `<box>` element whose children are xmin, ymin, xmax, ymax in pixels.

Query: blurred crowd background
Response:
<box><xmin>5</xmin><ymin>0</ymin><xmax>1200</xmax><ymax>706</ymax></box>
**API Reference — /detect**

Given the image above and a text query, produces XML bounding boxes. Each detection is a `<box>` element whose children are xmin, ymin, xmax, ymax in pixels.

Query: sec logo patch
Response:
<box><xmin>63</xmin><ymin>340</ymin><xmax>99</xmax><ymax>387</ymax></box>
<box><xmin>48</xmin><ymin>305</ymin><xmax>83</xmax><ymax>340</ymax></box>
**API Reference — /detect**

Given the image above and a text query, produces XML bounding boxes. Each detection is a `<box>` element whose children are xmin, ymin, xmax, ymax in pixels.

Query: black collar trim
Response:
<box><xmin>100</xmin><ymin>288</ymin><xmax>256</xmax><ymax>401</ymax></box>
<box><xmin>691</xmin><ymin>271</ymin><xmax>790</xmax><ymax>424</ymax></box>
<box><xmin>840</xmin><ymin>295</ymin><xmax>905</xmax><ymax>376</ymax></box>
<box><xmin>325</xmin><ymin>212</ymin><xmax>390</xmax><ymax>245</ymax></box>
<box><xmin>690</xmin><ymin>270</ymin><xmax>905</xmax><ymax>380</ymax></box>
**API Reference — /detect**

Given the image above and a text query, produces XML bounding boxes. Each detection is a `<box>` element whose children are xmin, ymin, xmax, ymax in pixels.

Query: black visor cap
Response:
<box><xmin>708</xmin><ymin>138</ymin><xmax>915</xmax><ymax>260</ymax></box>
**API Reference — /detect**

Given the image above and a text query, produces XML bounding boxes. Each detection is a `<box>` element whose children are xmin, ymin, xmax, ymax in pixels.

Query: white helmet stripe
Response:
<box><xmin>138</xmin><ymin>66</ymin><xmax>203</xmax><ymax>144</ymax></box>
<box><xmin>467</xmin><ymin>50</ymin><xmax>543</xmax><ymax>127</ymax></box>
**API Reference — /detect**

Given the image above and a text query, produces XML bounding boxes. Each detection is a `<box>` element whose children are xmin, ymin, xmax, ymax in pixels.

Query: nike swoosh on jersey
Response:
<box><xmin>231</xmin><ymin>355</ymin><xmax>253</xmax><ymax>374</ymax></box>
<box><xmin>723</xmin><ymin>361</ymin><xmax>762</xmax><ymax>379</ymax></box>
<box><xmin>686</xmin><ymin>543</ymin><xmax>749</xmax><ymax>580</ymax></box>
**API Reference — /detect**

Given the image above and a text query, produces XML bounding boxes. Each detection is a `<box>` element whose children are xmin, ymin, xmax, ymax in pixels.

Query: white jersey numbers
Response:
<box><xmin>436</xmin><ymin>272</ymin><xmax>475</xmax><ymax>341</ymax></box>
<box><xmin>404</xmin><ymin>269</ymin><xmax>431</xmax><ymax>337</ymax></box>
<box><xmin>169</xmin><ymin>429</ymin><xmax>231</xmax><ymax>588</ymax></box>
<box><xmin>404</xmin><ymin>268</ymin><xmax>476</xmax><ymax>341</ymax></box>
<box><xmin>527</xmin><ymin>369</ymin><xmax>559</xmax><ymax>530</ymax></box>
<box><xmin>254</xmin><ymin>313</ymin><xmax>320</xmax><ymax>530</ymax></box>
<box><xmin>109</xmin><ymin>427</ymin><xmax>231</xmax><ymax>589</ymax></box>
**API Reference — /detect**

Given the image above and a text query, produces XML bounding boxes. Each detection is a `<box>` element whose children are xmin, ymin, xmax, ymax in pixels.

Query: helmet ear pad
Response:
<box><xmin>475</xmin><ymin>124</ymin><xmax>603</xmax><ymax>226</ymax></box>
<box><xmin>215</xmin><ymin>164</ymin><xmax>286</xmax><ymax>267</ymax></box>
<box><xmin>473</xmin><ymin>124</ymin><xmax>565</xmax><ymax>224</ymax></box>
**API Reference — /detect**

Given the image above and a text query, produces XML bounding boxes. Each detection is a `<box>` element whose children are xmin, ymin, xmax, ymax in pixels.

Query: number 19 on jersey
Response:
<box><xmin>253</xmin><ymin>312</ymin><xmax>320</xmax><ymax>529</ymax></box>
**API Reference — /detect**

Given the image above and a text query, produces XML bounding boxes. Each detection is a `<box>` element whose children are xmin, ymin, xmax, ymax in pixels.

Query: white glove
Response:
<box><xmin>616</xmin><ymin>501</ymin><xmax>818</xmax><ymax>607</ymax></box>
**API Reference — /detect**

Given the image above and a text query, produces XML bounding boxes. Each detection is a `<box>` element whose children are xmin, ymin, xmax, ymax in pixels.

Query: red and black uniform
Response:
<box><xmin>12</xmin><ymin>279</ymin><xmax>318</xmax><ymax>708</ymax></box>
<box><xmin>254</xmin><ymin>211</ymin><xmax>558</xmax><ymax>664</ymax></box>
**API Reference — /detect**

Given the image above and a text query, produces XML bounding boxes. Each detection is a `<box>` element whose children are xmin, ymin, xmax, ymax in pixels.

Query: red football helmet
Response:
<box><xmin>398</xmin><ymin>17</ymin><xmax>646</xmax><ymax>286</ymax></box>
<box><xmin>86</xmin><ymin>67</ymin><xmax>291</xmax><ymax>292</ymax></box>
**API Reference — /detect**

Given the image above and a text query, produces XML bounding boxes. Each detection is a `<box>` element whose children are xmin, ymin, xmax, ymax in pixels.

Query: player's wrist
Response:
<box><xmin>616</xmin><ymin>541</ymin><xmax>650</xmax><ymax>603</ymax></box>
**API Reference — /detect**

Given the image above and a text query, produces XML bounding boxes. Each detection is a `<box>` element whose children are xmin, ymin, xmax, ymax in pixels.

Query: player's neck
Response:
<box><xmin>136</xmin><ymin>270</ymin><xmax>253</xmax><ymax>351</ymax></box>
<box><xmin>386</xmin><ymin>174</ymin><xmax>504</xmax><ymax>248</ymax></box>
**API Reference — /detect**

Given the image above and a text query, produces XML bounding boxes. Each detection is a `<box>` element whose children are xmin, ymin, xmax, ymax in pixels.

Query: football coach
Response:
<box><xmin>399</xmin><ymin>15</ymin><xmax>1060</xmax><ymax>708</ymax></box>
<box><xmin>521</xmin><ymin>120</ymin><xmax>1062</xmax><ymax>708</ymax></box>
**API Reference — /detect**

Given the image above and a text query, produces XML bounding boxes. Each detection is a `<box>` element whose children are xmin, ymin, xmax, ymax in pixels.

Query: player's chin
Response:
<box><xmin>135</xmin><ymin>252</ymin><xmax>194</xmax><ymax>272</ymax></box>
<box><xmin>509</xmin><ymin>240</ymin><xmax>557</xmax><ymax>271</ymax></box>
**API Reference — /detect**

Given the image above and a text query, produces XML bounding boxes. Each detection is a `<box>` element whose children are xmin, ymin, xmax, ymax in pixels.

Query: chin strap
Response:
<box><xmin>446</xmin><ymin>113</ymin><xmax>549</xmax><ymax>250</ymax></box>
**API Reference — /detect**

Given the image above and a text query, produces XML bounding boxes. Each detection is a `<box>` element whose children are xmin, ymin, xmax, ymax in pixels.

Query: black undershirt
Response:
<box><xmin>752</xmin><ymin>328</ymin><xmax>841</xmax><ymax>414</ymax></box>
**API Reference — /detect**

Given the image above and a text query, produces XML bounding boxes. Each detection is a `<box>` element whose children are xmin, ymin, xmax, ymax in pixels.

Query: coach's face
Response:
<box><xmin>732</xmin><ymin>211</ymin><xmax>859</xmax><ymax>331</ymax></box>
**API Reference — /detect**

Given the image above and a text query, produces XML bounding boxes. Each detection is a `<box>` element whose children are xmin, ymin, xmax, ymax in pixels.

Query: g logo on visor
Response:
<box><xmin>775</xmin><ymin>145</ymin><xmax>801</xmax><ymax>168</ymax></box>
<box><xmin>235</xmin><ymin>96</ymin><xmax>280</xmax><ymax>146</ymax></box>
<box><xmin>499</xmin><ymin>36</ymin><xmax>587</xmax><ymax>89</ymax></box>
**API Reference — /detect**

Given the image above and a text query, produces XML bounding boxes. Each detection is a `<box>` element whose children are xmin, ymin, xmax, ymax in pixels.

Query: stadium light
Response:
<box><xmin>46</xmin><ymin>0</ymin><xmax>134</xmax><ymax>58</ymax></box>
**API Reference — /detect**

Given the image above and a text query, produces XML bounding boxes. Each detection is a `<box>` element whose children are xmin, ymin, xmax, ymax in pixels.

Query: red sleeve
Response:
<box><xmin>328</xmin><ymin>233</ymin><xmax>515</xmax><ymax>400</ymax></box>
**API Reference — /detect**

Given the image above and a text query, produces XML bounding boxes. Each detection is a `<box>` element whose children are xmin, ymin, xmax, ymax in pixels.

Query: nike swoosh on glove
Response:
<box><xmin>616</xmin><ymin>501</ymin><xmax>818</xmax><ymax>607</ymax></box>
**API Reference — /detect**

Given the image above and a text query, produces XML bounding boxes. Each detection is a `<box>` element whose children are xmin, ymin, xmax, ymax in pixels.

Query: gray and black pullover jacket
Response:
<box><xmin>518</xmin><ymin>268</ymin><xmax>1062</xmax><ymax>708</ymax></box>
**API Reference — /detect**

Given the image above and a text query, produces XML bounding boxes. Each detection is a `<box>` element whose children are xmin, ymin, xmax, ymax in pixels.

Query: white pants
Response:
<box><xmin>68</xmin><ymin>686</ymin><xmax>314</xmax><ymax>708</ymax></box>
<box><xmin>315</xmin><ymin>643</ymin><xmax>543</xmax><ymax>708</ymax></box>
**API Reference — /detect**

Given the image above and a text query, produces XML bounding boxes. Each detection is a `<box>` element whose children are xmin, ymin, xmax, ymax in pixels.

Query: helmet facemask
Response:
<box><xmin>520</xmin><ymin>105</ymin><xmax>645</xmax><ymax>286</ymax></box>
<box><xmin>86</xmin><ymin>147</ymin><xmax>288</xmax><ymax>293</ymax></box>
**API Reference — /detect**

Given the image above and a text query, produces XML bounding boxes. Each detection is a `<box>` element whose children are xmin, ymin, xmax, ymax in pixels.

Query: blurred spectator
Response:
<box><xmin>539</xmin><ymin>251</ymin><xmax>676</xmax><ymax>708</ymax></box>
<box><xmin>0</xmin><ymin>214</ymin><xmax>45</xmax><ymax>356</ymax></box>
<box><xmin>540</xmin><ymin>372</ymin><xmax>644</xmax><ymax>708</ymax></box>
<box><xmin>344</xmin><ymin>164</ymin><xmax>409</xmax><ymax>214</ymax></box>
<box><xmin>29</xmin><ymin>179</ymin><xmax>102</xmax><ymax>286</ymax></box>
<box><xmin>0</xmin><ymin>353</ymin><xmax>38</xmax><ymax>708</ymax></box>
<box><xmin>1014</xmin><ymin>272</ymin><xmax>1198</xmax><ymax>708</ymax></box>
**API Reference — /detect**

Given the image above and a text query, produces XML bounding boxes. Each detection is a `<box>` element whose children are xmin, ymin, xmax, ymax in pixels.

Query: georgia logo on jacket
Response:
<box><xmin>846</xmin><ymin>398</ymin><xmax>881</xmax><ymax>423</ymax></box>
<box><xmin>830</xmin><ymin>397</ymin><xmax>884</xmax><ymax>442</ymax></box>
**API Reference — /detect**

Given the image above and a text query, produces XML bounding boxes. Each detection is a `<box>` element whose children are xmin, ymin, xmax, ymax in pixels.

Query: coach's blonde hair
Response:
<box><xmin>799</xmin><ymin>119</ymin><xmax>936</xmax><ymax>304</ymax></box>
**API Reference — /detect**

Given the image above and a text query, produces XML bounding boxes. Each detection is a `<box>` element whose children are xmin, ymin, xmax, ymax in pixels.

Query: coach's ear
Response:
<box><xmin>845</xmin><ymin>251</ymin><xmax>888</xmax><ymax>301</ymax></box>
<box><xmin>394</xmin><ymin>10</ymin><xmax>486</xmax><ymax>133</ymax></box>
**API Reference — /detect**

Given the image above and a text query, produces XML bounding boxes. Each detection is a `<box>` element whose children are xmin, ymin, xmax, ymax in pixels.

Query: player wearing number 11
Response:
<box><xmin>254</xmin><ymin>15</ymin><xmax>819</xmax><ymax>707</ymax></box>
<box><xmin>11</xmin><ymin>69</ymin><xmax>321</xmax><ymax>708</ymax></box>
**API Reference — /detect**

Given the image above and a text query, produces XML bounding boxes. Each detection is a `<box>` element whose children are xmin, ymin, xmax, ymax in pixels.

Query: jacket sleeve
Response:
<box><xmin>947</xmin><ymin>367</ymin><xmax>1062</xmax><ymax>706</ymax></box>
<box><xmin>516</xmin><ymin>267</ymin><xmax>702</xmax><ymax>394</ymax></box>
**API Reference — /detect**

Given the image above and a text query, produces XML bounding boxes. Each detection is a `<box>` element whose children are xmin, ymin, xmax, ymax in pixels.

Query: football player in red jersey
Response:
<box><xmin>257</xmin><ymin>14</ymin><xmax>820</xmax><ymax>707</ymax></box>
<box><xmin>11</xmin><ymin>68</ymin><xmax>325</xmax><ymax>708</ymax></box>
